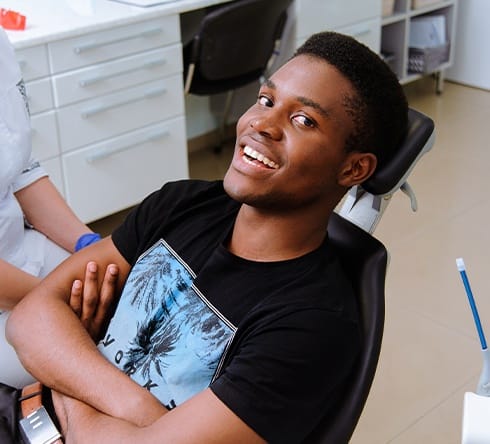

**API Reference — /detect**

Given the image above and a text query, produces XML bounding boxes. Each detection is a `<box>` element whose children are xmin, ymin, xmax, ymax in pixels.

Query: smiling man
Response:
<box><xmin>7</xmin><ymin>32</ymin><xmax>407</xmax><ymax>443</ymax></box>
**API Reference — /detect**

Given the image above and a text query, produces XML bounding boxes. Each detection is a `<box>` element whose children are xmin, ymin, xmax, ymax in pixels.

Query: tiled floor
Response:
<box><xmin>90</xmin><ymin>77</ymin><xmax>490</xmax><ymax>443</ymax></box>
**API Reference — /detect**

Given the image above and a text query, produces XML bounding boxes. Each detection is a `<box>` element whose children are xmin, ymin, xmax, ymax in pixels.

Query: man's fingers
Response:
<box><xmin>92</xmin><ymin>264</ymin><xmax>119</xmax><ymax>334</ymax></box>
<box><xmin>80</xmin><ymin>261</ymin><xmax>99</xmax><ymax>324</ymax></box>
<box><xmin>69</xmin><ymin>280</ymin><xmax>83</xmax><ymax>316</ymax></box>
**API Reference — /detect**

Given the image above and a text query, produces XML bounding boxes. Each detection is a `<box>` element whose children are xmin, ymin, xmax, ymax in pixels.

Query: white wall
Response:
<box><xmin>446</xmin><ymin>0</ymin><xmax>490</xmax><ymax>90</ymax></box>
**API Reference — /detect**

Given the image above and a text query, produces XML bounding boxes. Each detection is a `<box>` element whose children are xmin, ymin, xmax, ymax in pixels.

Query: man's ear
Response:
<box><xmin>337</xmin><ymin>152</ymin><xmax>378</xmax><ymax>188</ymax></box>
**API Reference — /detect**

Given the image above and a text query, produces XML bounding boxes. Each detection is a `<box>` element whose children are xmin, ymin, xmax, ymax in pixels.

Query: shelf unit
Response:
<box><xmin>381</xmin><ymin>0</ymin><xmax>458</xmax><ymax>92</ymax></box>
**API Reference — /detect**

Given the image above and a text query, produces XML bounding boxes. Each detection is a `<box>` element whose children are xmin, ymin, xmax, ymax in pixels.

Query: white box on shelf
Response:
<box><xmin>409</xmin><ymin>15</ymin><xmax>446</xmax><ymax>48</ymax></box>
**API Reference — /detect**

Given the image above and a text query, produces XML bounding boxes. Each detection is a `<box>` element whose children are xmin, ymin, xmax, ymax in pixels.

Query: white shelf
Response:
<box><xmin>381</xmin><ymin>0</ymin><xmax>458</xmax><ymax>88</ymax></box>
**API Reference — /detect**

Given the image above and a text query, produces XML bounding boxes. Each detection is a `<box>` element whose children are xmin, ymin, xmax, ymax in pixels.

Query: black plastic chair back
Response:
<box><xmin>303</xmin><ymin>108</ymin><xmax>435</xmax><ymax>443</ymax></box>
<box><xmin>303</xmin><ymin>212</ymin><xmax>387</xmax><ymax>444</ymax></box>
<box><xmin>183</xmin><ymin>0</ymin><xmax>292</xmax><ymax>95</ymax></box>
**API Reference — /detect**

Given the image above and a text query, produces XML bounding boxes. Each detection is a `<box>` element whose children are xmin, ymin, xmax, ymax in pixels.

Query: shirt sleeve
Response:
<box><xmin>12</xmin><ymin>156</ymin><xmax>48</xmax><ymax>192</ymax></box>
<box><xmin>210</xmin><ymin>308</ymin><xmax>361</xmax><ymax>444</ymax></box>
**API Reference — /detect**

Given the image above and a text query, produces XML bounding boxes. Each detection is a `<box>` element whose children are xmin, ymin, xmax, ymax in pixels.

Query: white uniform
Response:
<box><xmin>0</xmin><ymin>28</ymin><xmax>69</xmax><ymax>388</ymax></box>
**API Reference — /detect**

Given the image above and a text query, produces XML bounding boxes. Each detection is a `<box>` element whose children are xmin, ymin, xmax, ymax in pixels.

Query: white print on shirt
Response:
<box><xmin>98</xmin><ymin>240</ymin><xmax>236</xmax><ymax>410</ymax></box>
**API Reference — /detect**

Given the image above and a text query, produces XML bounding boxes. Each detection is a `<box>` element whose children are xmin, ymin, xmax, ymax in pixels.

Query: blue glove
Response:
<box><xmin>75</xmin><ymin>233</ymin><xmax>101</xmax><ymax>252</ymax></box>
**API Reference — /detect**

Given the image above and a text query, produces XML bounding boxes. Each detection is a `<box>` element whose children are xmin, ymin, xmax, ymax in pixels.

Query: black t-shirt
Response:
<box><xmin>104</xmin><ymin>180</ymin><xmax>360</xmax><ymax>443</ymax></box>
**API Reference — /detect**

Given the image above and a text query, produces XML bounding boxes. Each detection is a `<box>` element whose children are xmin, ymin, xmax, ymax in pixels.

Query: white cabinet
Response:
<box><xmin>15</xmin><ymin>14</ymin><xmax>189</xmax><ymax>222</ymax></box>
<box><xmin>381</xmin><ymin>0</ymin><xmax>458</xmax><ymax>89</ymax></box>
<box><xmin>295</xmin><ymin>0</ymin><xmax>458</xmax><ymax>91</ymax></box>
<box><xmin>295</xmin><ymin>0</ymin><xmax>382</xmax><ymax>52</ymax></box>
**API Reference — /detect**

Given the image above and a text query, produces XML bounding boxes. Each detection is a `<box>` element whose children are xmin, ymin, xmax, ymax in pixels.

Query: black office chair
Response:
<box><xmin>303</xmin><ymin>108</ymin><xmax>435</xmax><ymax>444</ymax></box>
<box><xmin>183</xmin><ymin>0</ymin><xmax>292</xmax><ymax>149</ymax></box>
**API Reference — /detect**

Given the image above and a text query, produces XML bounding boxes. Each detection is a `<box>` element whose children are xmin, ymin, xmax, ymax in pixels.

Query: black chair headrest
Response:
<box><xmin>362</xmin><ymin>108</ymin><xmax>435</xmax><ymax>196</ymax></box>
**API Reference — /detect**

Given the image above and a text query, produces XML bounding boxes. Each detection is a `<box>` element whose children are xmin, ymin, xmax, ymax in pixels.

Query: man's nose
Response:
<box><xmin>250</xmin><ymin>115</ymin><xmax>282</xmax><ymax>140</ymax></box>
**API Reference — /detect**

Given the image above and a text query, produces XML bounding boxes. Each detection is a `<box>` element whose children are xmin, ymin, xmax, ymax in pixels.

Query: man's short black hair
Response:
<box><xmin>294</xmin><ymin>31</ymin><xmax>408</xmax><ymax>169</ymax></box>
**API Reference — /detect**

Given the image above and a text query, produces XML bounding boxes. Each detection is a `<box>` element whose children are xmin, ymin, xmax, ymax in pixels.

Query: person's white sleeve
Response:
<box><xmin>12</xmin><ymin>156</ymin><xmax>48</xmax><ymax>193</ymax></box>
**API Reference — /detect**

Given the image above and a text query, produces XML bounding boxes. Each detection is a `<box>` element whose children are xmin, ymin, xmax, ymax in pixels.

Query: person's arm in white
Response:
<box><xmin>15</xmin><ymin>175</ymin><xmax>93</xmax><ymax>253</ymax></box>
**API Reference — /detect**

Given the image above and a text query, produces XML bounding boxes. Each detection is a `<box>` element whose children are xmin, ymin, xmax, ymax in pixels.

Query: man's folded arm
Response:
<box><xmin>6</xmin><ymin>237</ymin><xmax>166</xmax><ymax>426</ymax></box>
<box><xmin>55</xmin><ymin>387</ymin><xmax>266</xmax><ymax>444</ymax></box>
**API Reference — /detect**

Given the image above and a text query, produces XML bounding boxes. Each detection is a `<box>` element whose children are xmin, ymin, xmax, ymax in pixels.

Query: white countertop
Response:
<box><xmin>2</xmin><ymin>0</ymin><xmax>232</xmax><ymax>48</ymax></box>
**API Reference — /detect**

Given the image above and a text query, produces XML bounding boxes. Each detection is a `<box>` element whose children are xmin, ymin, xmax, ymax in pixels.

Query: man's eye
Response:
<box><xmin>257</xmin><ymin>95</ymin><xmax>273</xmax><ymax>107</ymax></box>
<box><xmin>294</xmin><ymin>115</ymin><xmax>316</xmax><ymax>128</ymax></box>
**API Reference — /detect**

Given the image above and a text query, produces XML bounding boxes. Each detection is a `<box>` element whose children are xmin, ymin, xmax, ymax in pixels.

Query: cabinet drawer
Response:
<box><xmin>336</xmin><ymin>17</ymin><xmax>381</xmax><ymax>53</ymax></box>
<box><xmin>296</xmin><ymin>0</ymin><xmax>380</xmax><ymax>39</ymax></box>
<box><xmin>31</xmin><ymin>111</ymin><xmax>60</xmax><ymax>160</ymax></box>
<box><xmin>15</xmin><ymin>45</ymin><xmax>50</xmax><ymax>81</ymax></box>
<box><xmin>52</xmin><ymin>44</ymin><xmax>183</xmax><ymax>107</ymax></box>
<box><xmin>63</xmin><ymin>116</ymin><xmax>188</xmax><ymax>222</ymax></box>
<box><xmin>25</xmin><ymin>78</ymin><xmax>54</xmax><ymax>115</ymax></box>
<box><xmin>48</xmin><ymin>15</ymin><xmax>180</xmax><ymax>73</ymax></box>
<box><xmin>57</xmin><ymin>75</ymin><xmax>185</xmax><ymax>152</ymax></box>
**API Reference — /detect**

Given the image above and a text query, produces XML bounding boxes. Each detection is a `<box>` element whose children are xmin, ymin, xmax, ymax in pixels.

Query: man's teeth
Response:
<box><xmin>243</xmin><ymin>146</ymin><xmax>278</xmax><ymax>169</ymax></box>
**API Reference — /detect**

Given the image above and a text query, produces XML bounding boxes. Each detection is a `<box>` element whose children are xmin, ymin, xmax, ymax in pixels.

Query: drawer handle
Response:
<box><xmin>73</xmin><ymin>27</ymin><xmax>163</xmax><ymax>54</ymax></box>
<box><xmin>85</xmin><ymin>130</ymin><xmax>169</xmax><ymax>163</ymax></box>
<box><xmin>79</xmin><ymin>59</ymin><xmax>166</xmax><ymax>87</ymax></box>
<box><xmin>80</xmin><ymin>87</ymin><xmax>167</xmax><ymax>118</ymax></box>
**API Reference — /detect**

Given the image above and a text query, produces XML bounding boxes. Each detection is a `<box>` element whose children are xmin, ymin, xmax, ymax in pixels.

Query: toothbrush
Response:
<box><xmin>456</xmin><ymin>257</ymin><xmax>490</xmax><ymax>396</ymax></box>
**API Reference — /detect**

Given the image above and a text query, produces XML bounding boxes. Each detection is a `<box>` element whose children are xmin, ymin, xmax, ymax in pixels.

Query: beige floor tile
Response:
<box><xmin>380</xmin><ymin>198</ymin><xmax>490</xmax><ymax>338</ymax></box>
<box><xmin>388</xmin><ymin>380</ymin><xmax>477</xmax><ymax>444</ymax></box>
<box><xmin>351</xmin><ymin>307</ymin><xmax>480</xmax><ymax>444</ymax></box>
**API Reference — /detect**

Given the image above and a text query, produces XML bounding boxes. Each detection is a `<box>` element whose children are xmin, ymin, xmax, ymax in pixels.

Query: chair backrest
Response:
<box><xmin>303</xmin><ymin>212</ymin><xmax>388</xmax><ymax>444</ymax></box>
<box><xmin>362</xmin><ymin>107</ymin><xmax>435</xmax><ymax>196</ymax></box>
<box><xmin>303</xmin><ymin>108</ymin><xmax>435</xmax><ymax>443</ymax></box>
<box><xmin>183</xmin><ymin>0</ymin><xmax>292</xmax><ymax>95</ymax></box>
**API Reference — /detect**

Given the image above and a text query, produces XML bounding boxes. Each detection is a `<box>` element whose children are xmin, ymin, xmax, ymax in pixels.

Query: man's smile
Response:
<box><xmin>242</xmin><ymin>145</ymin><xmax>279</xmax><ymax>169</ymax></box>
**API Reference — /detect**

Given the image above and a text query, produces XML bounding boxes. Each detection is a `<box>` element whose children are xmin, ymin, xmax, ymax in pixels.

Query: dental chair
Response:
<box><xmin>303</xmin><ymin>108</ymin><xmax>435</xmax><ymax>443</ymax></box>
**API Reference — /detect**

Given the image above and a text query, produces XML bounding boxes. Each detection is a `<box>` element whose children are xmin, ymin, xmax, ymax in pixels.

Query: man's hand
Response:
<box><xmin>69</xmin><ymin>261</ymin><xmax>119</xmax><ymax>342</ymax></box>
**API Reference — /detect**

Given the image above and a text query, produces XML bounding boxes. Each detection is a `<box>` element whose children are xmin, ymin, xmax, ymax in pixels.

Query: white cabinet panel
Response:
<box><xmin>48</xmin><ymin>15</ymin><xmax>180</xmax><ymax>73</ymax></box>
<box><xmin>31</xmin><ymin>111</ymin><xmax>60</xmax><ymax>160</ymax></box>
<box><xmin>63</xmin><ymin>116</ymin><xmax>188</xmax><ymax>222</ymax></box>
<box><xmin>52</xmin><ymin>45</ymin><xmax>183</xmax><ymax>107</ymax></box>
<box><xmin>57</xmin><ymin>75</ymin><xmax>185</xmax><ymax>152</ymax></box>
<box><xmin>25</xmin><ymin>78</ymin><xmax>54</xmax><ymax>114</ymax></box>
<box><xmin>336</xmin><ymin>17</ymin><xmax>381</xmax><ymax>53</ymax></box>
<box><xmin>296</xmin><ymin>0</ymin><xmax>380</xmax><ymax>40</ymax></box>
<box><xmin>15</xmin><ymin>45</ymin><xmax>50</xmax><ymax>81</ymax></box>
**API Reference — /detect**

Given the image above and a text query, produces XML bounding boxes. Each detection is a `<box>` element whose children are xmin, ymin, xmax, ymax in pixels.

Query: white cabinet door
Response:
<box><xmin>52</xmin><ymin>45</ymin><xmax>183</xmax><ymax>107</ymax></box>
<box><xmin>296</xmin><ymin>0</ymin><xmax>381</xmax><ymax>40</ymax></box>
<box><xmin>336</xmin><ymin>17</ymin><xmax>381</xmax><ymax>53</ymax></box>
<box><xmin>25</xmin><ymin>78</ymin><xmax>53</xmax><ymax>115</ymax></box>
<box><xmin>15</xmin><ymin>45</ymin><xmax>50</xmax><ymax>81</ymax></box>
<box><xmin>48</xmin><ymin>15</ymin><xmax>180</xmax><ymax>73</ymax></box>
<box><xmin>31</xmin><ymin>111</ymin><xmax>60</xmax><ymax>160</ymax></box>
<box><xmin>57</xmin><ymin>75</ymin><xmax>185</xmax><ymax>152</ymax></box>
<box><xmin>62</xmin><ymin>116</ymin><xmax>188</xmax><ymax>222</ymax></box>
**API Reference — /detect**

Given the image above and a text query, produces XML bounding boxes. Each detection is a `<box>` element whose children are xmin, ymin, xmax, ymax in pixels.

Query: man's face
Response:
<box><xmin>223</xmin><ymin>54</ymin><xmax>358</xmax><ymax>212</ymax></box>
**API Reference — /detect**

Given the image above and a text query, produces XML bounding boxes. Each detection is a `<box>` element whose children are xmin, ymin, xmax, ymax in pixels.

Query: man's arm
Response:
<box><xmin>54</xmin><ymin>388</ymin><xmax>266</xmax><ymax>444</ymax></box>
<box><xmin>14</xmin><ymin>176</ymin><xmax>94</xmax><ymax>252</ymax></box>
<box><xmin>6</xmin><ymin>237</ymin><xmax>166</xmax><ymax>426</ymax></box>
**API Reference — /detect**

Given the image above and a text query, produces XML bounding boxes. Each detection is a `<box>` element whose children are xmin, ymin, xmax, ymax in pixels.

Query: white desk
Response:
<box><xmin>4</xmin><ymin>0</ymin><xmax>233</xmax><ymax>222</ymax></box>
